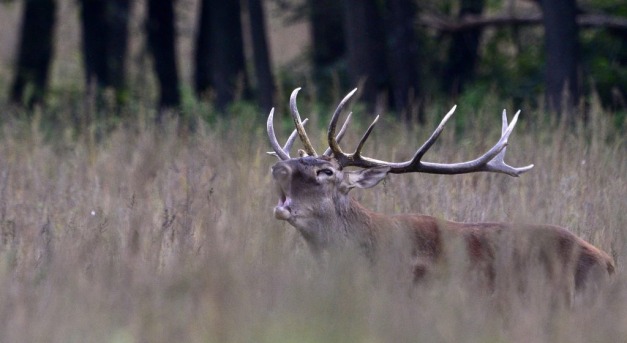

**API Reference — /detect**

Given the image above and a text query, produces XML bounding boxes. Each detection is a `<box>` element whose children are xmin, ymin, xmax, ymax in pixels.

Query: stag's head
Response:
<box><xmin>271</xmin><ymin>155</ymin><xmax>390</xmax><ymax>243</ymax></box>
<box><xmin>267</xmin><ymin>88</ymin><xmax>533</xmax><ymax>249</ymax></box>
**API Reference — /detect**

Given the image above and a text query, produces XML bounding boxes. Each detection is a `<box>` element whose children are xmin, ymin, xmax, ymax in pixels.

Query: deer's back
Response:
<box><xmin>380</xmin><ymin>214</ymin><xmax>614</xmax><ymax>291</ymax></box>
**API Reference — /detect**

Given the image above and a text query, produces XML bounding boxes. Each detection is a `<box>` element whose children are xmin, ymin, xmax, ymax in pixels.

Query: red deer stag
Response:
<box><xmin>266</xmin><ymin>88</ymin><xmax>614</xmax><ymax>296</ymax></box>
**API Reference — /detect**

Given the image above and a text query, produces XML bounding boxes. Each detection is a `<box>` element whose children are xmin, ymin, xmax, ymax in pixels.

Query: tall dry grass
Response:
<box><xmin>0</xmin><ymin>100</ymin><xmax>624</xmax><ymax>343</ymax></box>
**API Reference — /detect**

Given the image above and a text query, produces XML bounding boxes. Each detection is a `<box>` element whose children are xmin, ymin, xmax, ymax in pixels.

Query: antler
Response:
<box><xmin>267</xmin><ymin>97</ymin><xmax>352</xmax><ymax>160</ymax></box>
<box><xmin>267</xmin><ymin>108</ymin><xmax>309</xmax><ymax>159</ymax></box>
<box><xmin>327</xmin><ymin>91</ymin><xmax>534</xmax><ymax>177</ymax></box>
<box><xmin>289</xmin><ymin>88</ymin><xmax>317</xmax><ymax>156</ymax></box>
<box><xmin>269</xmin><ymin>88</ymin><xmax>533</xmax><ymax>177</ymax></box>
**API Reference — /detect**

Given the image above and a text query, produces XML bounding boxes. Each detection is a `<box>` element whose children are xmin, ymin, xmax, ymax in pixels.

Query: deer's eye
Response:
<box><xmin>317</xmin><ymin>168</ymin><xmax>334</xmax><ymax>177</ymax></box>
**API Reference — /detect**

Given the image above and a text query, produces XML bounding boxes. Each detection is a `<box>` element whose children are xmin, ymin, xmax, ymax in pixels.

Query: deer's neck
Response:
<box><xmin>302</xmin><ymin>195</ymin><xmax>442</xmax><ymax>262</ymax></box>
<box><xmin>337</xmin><ymin>197</ymin><xmax>447</xmax><ymax>263</ymax></box>
<box><xmin>323</xmin><ymin>196</ymin><xmax>383</xmax><ymax>257</ymax></box>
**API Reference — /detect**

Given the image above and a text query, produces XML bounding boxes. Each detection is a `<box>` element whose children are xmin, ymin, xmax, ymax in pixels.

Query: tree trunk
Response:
<box><xmin>343</xmin><ymin>0</ymin><xmax>387</xmax><ymax>110</ymax></box>
<box><xmin>211</xmin><ymin>0</ymin><xmax>248</xmax><ymax>111</ymax></box>
<box><xmin>309</xmin><ymin>0</ymin><xmax>345</xmax><ymax>89</ymax></box>
<box><xmin>443</xmin><ymin>0</ymin><xmax>484</xmax><ymax>95</ymax></box>
<box><xmin>194</xmin><ymin>0</ymin><xmax>212</xmax><ymax>99</ymax></box>
<box><xmin>106</xmin><ymin>0</ymin><xmax>131</xmax><ymax>96</ymax></box>
<box><xmin>147</xmin><ymin>0</ymin><xmax>181</xmax><ymax>110</ymax></box>
<box><xmin>79</xmin><ymin>0</ymin><xmax>131</xmax><ymax>105</ymax></box>
<box><xmin>10</xmin><ymin>0</ymin><xmax>56</xmax><ymax>107</ymax></box>
<box><xmin>80</xmin><ymin>0</ymin><xmax>106</xmax><ymax>88</ymax></box>
<box><xmin>194</xmin><ymin>0</ymin><xmax>248</xmax><ymax>112</ymax></box>
<box><xmin>385</xmin><ymin>0</ymin><xmax>419</xmax><ymax>119</ymax></box>
<box><xmin>247</xmin><ymin>0</ymin><xmax>275</xmax><ymax>111</ymax></box>
<box><xmin>539</xmin><ymin>0</ymin><xmax>580</xmax><ymax>115</ymax></box>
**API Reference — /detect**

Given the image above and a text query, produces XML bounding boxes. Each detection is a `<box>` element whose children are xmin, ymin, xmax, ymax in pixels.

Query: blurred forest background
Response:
<box><xmin>0</xmin><ymin>0</ymin><xmax>626</xmax><ymax>125</ymax></box>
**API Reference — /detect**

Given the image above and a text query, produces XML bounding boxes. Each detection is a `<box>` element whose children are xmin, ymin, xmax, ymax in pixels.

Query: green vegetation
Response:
<box><xmin>0</xmin><ymin>96</ymin><xmax>624</xmax><ymax>342</ymax></box>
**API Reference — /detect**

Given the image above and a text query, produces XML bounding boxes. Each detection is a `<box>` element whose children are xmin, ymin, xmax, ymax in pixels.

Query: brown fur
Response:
<box><xmin>271</xmin><ymin>157</ymin><xmax>615</xmax><ymax>295</ymax></box>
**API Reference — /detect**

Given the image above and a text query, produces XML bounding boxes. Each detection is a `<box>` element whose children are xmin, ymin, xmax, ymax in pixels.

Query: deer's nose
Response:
<box><xmin>272</xmin><ymin>164</ymin><xmax>291</xmax><ymax>180</ymax></box>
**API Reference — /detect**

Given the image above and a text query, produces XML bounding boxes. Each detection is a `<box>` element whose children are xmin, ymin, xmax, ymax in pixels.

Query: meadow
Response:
<box><xmin>0</xmin><ymin>96</ymin><xmax>624</xmax><ymax>342</ymax></box>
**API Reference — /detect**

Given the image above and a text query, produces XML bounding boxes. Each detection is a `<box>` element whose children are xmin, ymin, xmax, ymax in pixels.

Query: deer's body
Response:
<box><xmin>267</xmin><ymin>88</ymin><xmax>615</xmax><ymax>297</ymax></box>
<box><xmin>272</xmin><ymin>157</ymin><xmax>614</xmax><ymax>292</ymax></box>
<box><xmin>359</xmin><ymin>206</ymin><xmax>614</xmax><ymax>290</ymax></box>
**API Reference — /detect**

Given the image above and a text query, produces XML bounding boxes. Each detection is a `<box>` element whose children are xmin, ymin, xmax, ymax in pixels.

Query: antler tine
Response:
<box><xmin>486</xmin><ymin>110</ymin><xmax>511</xmax><ymax>166</ymax></box>
<box><xmin>328</xmin><ymin>88</ymin><xmax>358</xmax><ymax>163</ymax></box>
<box><xmin>501</xmin><ymin>109</ymin><xmax>509</xmax><ymax>135</ymax></box>
<box><xmin>290</xmin><ymin>88</ymin><xmax>317</xmax><ymax>156</ymax></box>
<box><xmin>323</xmin><ymin>112</ymin><xmax>352</xmax><ymax>156</ymax></box>
<box><xmin>484</xmin><ymin>110</ymin><xmax>534</xmax><ymax>176</ymax></box>
<box><xmin>406</xmin><ymin>105</ymin><xmax>457</xmax><ymax>168</ymax></box>
<box><xmin>354</xmin><ymin>115</ymin><xmax>380</xmax><ymax>158</ymax></box>
<box><xmin>267</xmin><ymin>108</ymin><xmax>290</xmax><ymax>160</ymax></box>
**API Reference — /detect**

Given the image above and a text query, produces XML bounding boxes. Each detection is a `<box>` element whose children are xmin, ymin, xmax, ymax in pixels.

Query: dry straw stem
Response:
<box><xmin>0</xmin><ymin>103</ymin><xmax>624</xmax><ymax>342</ymax></box>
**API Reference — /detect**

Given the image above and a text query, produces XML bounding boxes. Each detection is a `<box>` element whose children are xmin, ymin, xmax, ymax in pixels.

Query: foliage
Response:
<box><xmin>474</xmin><ymin>26</ymin><xmax>545</xmax><ymax>108</ymax></box>
<box><xmin>581</xmin><ymin>28</ymin><xmax>627</xmax><ymax>111</ymax></box>
<box><xmin>416</xmin><ymin>1</ymin><xmax>626</xmax><ymax>113</ymax></box>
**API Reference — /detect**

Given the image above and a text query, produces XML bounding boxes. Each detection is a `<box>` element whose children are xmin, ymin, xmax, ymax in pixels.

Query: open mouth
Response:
<box><xmin>274</xmin><ymin>187</ymin><xmax>292</xmax><ymax>220</ymax></box>
<box><xmin>277</xmin><ymin>191</ymin><xmax>287</xmax><ymax>207</ymax></box>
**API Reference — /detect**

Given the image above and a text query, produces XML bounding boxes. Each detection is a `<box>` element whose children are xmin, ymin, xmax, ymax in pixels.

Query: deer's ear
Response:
<box><xmin>343</xmin><ymin>166</ymin><xmax>390</xmax><ymax>192</ymax></box>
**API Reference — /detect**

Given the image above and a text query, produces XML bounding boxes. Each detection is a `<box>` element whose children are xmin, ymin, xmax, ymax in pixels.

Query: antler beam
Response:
<box><xmin>326</xmin><ymin>91</ymin><xmax>533</xmax><ymax>177</ymax></box>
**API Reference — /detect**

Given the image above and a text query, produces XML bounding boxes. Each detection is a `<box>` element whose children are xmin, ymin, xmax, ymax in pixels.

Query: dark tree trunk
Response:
<box><xmin>194</xmin><ymin>0</ymin><xmax>248</xmax><ymax>112</ymax></box>
<box><xmin>194</xmin><ymin>0</ymin><xmax>212</xmax><ymax>99</ymax></box>
<box><xmin>309</xmin><ymin>0</ymin><xmax>345</xmax><ymax>88</ymax></box>
<box><xmin>80</xmin><ymin>0</ymin><xmax>106</xmax><ymax>88</ymax></box>
<box><xmin>211</xmin><ymin>0</ymin><xmax>248</xmax><ymax>111</ymax></box>
<box><xmin>443</xmin><ymin>0</ymin><xmax>484</xmax><ymax>96</ymax></box>
<box><xmin>10</xmin><ymin>0</ymin><xmax>56</xmax><ymax>107</ymax></box>
<box><xmin>79</xmin><ymin>0</ymin><xmax>131</xmax><ymax>104</ymax></box>
<box><xmin>343</xmin><ymin>0</ymin><xmax>387</xmax><ymax>110</ymax></box>
<box><xmin>539</xmin><ymin>0</ymin><xmax>580</xmax><ymax>115</ymax></box>
<box><xmin>147</xmin><ymin>0</ymin><xmax>181</xmax><ymax>110</ymax></box>
<box><xmin>385</xmin><ymin>0</ymin><xmax>419</xmax><ymax>119</ymax></box>
<box><xmin>247</xmin><ymin>0</ymin><xmax>275</xmax><ymax>111</ymax></box>
<box><xmin>106</xmin><ymin>0</ymin><xmax>131</xmax><ymax>95</ymax></box>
